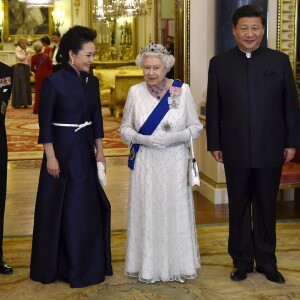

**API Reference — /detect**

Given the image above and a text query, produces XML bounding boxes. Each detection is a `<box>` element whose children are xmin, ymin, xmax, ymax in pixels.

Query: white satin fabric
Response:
<box><xmin>120</xmin><ymin>82</ymin><xmax>203</xmax><ymax>282</ymax></box>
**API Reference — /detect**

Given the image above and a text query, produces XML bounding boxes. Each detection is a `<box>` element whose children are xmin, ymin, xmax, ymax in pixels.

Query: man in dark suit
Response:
<box><xmin>206</xmin><ymin>5</ymin><xmax>300</xmax><ymax>284</ymax></box>
<box><xmin>51</xmin><ymin>31</ymin><xmax>63</xmax><ymax>72</ymax></box>
<box><xmin>0</xmin><ymin>62</ymin><xmax>13</xmax><ymax>274</ymax></box>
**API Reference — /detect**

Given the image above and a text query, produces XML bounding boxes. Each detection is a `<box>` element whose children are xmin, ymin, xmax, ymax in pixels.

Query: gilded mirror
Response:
<box><xmin>87</xmin><ymin>0</ymin><xmax>138</xmax><ymax>66</ymax></box>
<box><xmin>155</xmin><ymin>0</ymin><xmax>190</xmax><ymax>83</ymax></box>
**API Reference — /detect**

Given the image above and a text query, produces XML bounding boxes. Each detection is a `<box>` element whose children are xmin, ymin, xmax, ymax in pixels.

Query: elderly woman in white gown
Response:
<box><xmin>120</xmin><ymin>42</ymin><xmax>203</xmax><ymax>283</ymax></box>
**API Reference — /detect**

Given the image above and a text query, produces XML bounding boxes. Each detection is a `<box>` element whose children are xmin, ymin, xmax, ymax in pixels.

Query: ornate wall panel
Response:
<box><xmin>277</xmin><ymin>0</ymin><xmax>298</xmax><ymax>75</ymax></box>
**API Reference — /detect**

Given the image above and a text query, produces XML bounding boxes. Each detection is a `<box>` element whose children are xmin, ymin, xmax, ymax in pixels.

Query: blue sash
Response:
<box><xmin>36</xmin><ymin>54</ymin><xmax>48</xmax><ymax>70</ymax></box>
<box><xmin>128</xmin><ymin>79</ymin><xmax>182</xmax><ymax>170</ymax></box>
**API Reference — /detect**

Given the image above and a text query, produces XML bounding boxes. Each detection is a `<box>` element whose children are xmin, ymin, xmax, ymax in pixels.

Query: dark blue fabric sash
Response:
<box><xmin>36</xmin><ymin>54</ymin><xmax>48</xmax><ymax>70</ymax></box>
<box><xmin>128</xmin><ymin>79</ymin><xmax>182</xmax><ymax>170</ymax></box>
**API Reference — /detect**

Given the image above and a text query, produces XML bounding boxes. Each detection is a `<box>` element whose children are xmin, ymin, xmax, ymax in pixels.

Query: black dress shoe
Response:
<box><xmin>256</xmin><ymin>267</ymin><xmax>285</xmax><ymax>284</ymax></box>
<box><xmin>0</xmin><ymin>260</ymin><xmax>13</xmax><ymax>275</ymax></box>
<box><xmin>230</xmin><ymin>268</ymin><xmax>247</xmax><ymax>281</ymax></box>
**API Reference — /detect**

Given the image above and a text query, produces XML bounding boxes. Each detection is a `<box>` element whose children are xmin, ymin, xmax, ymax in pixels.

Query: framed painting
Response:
<box><xmin>2</xmin><ymin>0</ymin><xmax>54</xmax><ymax>42</ymax></box>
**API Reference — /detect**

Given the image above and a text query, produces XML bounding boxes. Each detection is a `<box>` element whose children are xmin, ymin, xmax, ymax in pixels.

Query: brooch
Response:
<box><xmin>161</xmin><ymin>121</ymin><xmax>172</xmax><ymax>131</ymax></box>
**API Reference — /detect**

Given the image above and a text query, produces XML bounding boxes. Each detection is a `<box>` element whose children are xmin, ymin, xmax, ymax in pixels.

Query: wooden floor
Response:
<box><xmin>4</xmin><ymin>156</ymin><xmax>300</xmax><ymax>237</ymax></box>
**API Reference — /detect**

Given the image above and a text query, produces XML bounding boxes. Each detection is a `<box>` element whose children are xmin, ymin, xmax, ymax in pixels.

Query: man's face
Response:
<box><xmin>233</xmin><ymin>17</ymin><xmax>265</xmax><ymax>52</ymax></box>
<box><xmin>52</xmin><ymin>35</ymin><xmax>60</xmax><ymax>44</ymax></box>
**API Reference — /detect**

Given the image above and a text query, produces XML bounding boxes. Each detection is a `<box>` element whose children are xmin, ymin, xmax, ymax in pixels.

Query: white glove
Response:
<box><xmin>97</xmin><ymin>161</ymin><xmax>107</xmax><ymax>186</ymax></box>
<box><xmin>153</xmin><ymin>129</ymin><xmax>190</xmax><ymax>149</ymax></box>
<box><xmin>132</xmin><ymin>132</ymin><xmax>159</xmax><ymax>148</ymax></box>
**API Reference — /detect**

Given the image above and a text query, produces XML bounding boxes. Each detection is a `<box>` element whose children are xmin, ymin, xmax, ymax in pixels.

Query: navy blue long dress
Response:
<box><xmin>30</xmin><ymin>64</ymin><xmax>113</xmax><ymax>288</ymax></box>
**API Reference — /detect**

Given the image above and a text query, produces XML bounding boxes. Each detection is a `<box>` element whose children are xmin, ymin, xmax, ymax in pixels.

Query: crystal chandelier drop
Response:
<box><xmin>94</xmin><ymin>0</ymin><xmax>150</xmax><ymax>22</ymax></box>
<box><xmin>17</xmin><ymin>0</ymin><xmax>55</xmax><ymax>7</ymax></box>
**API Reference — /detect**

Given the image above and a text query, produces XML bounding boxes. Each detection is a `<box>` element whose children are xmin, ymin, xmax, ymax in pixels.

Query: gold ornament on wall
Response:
<box><xmin>277</xmin><ymin>0</ymin><xmax>297</xmax><ymax>75</ymax></box>
<box><xmin>73</xmin><ymin>0</ymin><xmax>81</xmax><ymax>17</ymax></box>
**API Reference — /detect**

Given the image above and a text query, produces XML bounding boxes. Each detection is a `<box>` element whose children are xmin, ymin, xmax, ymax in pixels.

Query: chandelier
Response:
<box><xmin>17</xmin><ymin>0</ymin><xmax>55</xmax><ymax>7</ymax></box>
<box><xmin>94</xmin><ymin>0</ymin><xmax>151</xmax><ymax>22</ymax></box>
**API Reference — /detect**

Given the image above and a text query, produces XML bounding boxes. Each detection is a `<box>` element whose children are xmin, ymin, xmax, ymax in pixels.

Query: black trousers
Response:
<box><xmin>224</xmin><ymin>166</ymin><xmax>282</xmax><ymax>272</ymax></box>
<box><xmin>0</xmin><ymin>122</ymin><xmax>7</xmax><ymax>259</ymax></box>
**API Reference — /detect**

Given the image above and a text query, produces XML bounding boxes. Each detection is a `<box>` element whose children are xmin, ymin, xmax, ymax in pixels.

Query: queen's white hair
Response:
<box><xmin>135</xmin><ymin>43</ymin><xmax>175</xmax><ymax>69</ymax></box>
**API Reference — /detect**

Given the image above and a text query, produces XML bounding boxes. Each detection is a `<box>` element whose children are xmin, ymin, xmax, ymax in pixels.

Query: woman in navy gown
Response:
<box><xmin>30</xmin><ymin>26</ymin><xmax>113</xmax><ymax>288</ymax></box>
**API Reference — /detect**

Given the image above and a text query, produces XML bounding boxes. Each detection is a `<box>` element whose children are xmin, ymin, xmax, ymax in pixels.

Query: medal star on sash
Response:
<box><xmin>162</xmin><ymin>121</ymin><xmax>171</xmax><ymax>131</ymax></box>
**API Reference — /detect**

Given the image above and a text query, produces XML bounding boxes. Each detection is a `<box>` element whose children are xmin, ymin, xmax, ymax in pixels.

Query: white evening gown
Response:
<box><xmin>120</xmin><ymin>82</ymin><xmax>203</xmax><ymax>282</ymax></box>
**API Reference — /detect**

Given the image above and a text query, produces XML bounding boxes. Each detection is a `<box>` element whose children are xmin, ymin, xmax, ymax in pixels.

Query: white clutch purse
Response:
<box><xmin>97</xmin><ymin>162</ymin><xmax>107</xmax><ymax>187</ymax></box>
<box><xmin>188</xmin><ymin>135</ymin><xmax>200</xmax><ymax>186</ymax></box>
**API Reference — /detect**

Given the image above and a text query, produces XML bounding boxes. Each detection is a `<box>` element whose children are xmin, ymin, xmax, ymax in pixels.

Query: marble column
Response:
<box><xmin>215</xmin><ymin>0</ymin><xmax>268</xmax><ymax>55</ymax></box>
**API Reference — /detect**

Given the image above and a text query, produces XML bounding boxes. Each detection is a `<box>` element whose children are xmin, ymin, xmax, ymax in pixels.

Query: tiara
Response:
<box><xmin>140</xmin><ymin>42</ymin><xmax>170</xmax><ymax>55</ymax></box>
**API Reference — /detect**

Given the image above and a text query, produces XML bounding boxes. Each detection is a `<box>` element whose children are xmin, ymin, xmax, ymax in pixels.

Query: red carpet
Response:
<box><xmin>6</xmin><ymin>104</ymin><xmax>129</xmax><ymax>160</ymax></box>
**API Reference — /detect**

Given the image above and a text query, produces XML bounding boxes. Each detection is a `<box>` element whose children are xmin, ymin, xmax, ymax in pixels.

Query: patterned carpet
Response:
<box><xmin>1</xmin><ymin>222</ymin><xmax>300</xmax><ymax>299</ymax></box>
<box><xmin>6</xmin><ymin>104</ymin><xmax>129</xmax><ymax>160</ymax></box>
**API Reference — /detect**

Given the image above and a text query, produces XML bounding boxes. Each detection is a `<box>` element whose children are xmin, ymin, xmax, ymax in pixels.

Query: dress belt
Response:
<box><xmin>52</xmin><ymin>121</ymin><xmax>92</xmax><ymax>132</ymax></box>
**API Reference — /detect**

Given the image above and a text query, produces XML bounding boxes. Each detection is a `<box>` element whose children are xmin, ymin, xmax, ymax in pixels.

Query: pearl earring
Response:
<box><xmin>71</xmin><ymin>59</ymin><xmax>75</xmax><ymax>65</ymax></box>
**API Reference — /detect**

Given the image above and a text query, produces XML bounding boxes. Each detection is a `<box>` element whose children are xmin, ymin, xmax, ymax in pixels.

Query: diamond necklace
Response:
<box><xmin>147</xmin><ymin>78</ymin><xmax>167</xmax><ymax>100</ymax></box>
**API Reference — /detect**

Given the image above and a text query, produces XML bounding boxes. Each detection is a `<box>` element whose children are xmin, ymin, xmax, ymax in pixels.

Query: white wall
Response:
<box><xmin>189</xmin><ymin>0</ymin><xmax>215</xmax><ymax>109</ymax></box>
<box><xmin>267</xmin><ymin>0</ymin><xmax>278</xmax><ymax>50</ymax></box>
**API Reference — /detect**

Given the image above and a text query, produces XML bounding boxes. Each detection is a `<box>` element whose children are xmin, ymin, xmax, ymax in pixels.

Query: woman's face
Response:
<box><xmin>142</xmin><ymin>56</ymin><xmax>167</xmax><ymax>87</ymax></box>
<box><xmin>19</xmin><ymin>41</ymin><xmax>27</xmax><ymax>49</ymax></box>
<box><xmin>70</xmin><ymin>41</ymin><xmax>95</xmax><ymax>74</ymax></box>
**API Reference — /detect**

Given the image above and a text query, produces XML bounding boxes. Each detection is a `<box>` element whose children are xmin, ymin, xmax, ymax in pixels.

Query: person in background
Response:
<box><xmin>51</xmin><ymin>31</ymin><xmax>63</xmax><ymax>72</ymax></box>
<box><xmin>11</xmin><ymin>37</ymin><xmax>32</xmax><ymax>108</ymax></box>
<box><xmin>41</xmin><ymin>36</ymin><xmax>53</xmax><ymax>59</ymax></box>
<box><xmin>30</xmin><ymin>25</ymin><xmax>113</xmax><ymax>288</ymax></box>
<box><xmin>120</xmin><ymin>42</ymin><xmax>202</xmax><ymax>283</ymax></box>
<box><xmin>0</xmin><ymin>62</ymin><xmax>13</xmax><ymax>275</ymax></box>
<box><xmin>206</xmin><ymin>5</ymin><xmax>300</xmax><ymax>284</ymax></box>
<box><xmin>31</xmin><ymin>41</ymin><xmax>52</xmax><ymax>114</ymax></box>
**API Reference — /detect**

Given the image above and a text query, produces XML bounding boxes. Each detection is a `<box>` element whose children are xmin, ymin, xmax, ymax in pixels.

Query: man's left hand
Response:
<box><xmin>284</xmin><ymin>148</ymin><xmax>296</xmax><ymax>163</ymax></box>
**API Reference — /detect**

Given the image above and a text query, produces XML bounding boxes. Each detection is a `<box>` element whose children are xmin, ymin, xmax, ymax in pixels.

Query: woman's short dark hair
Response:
<box><xmin>59</xmin><ymin>26</ymin><xmax>97</xmax><ymax>62</ymax></box>
<box><xmin>232</xmin><ymin>5</ymin><xmax>266</xmax><ymax>28</ymax></box>
<box><xmin>41</xmin><ymin>36</ymin><xmax>51</xmax><ymax>46</ymax></box>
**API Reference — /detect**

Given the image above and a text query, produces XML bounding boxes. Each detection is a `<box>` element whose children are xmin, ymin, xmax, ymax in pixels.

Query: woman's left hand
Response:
<box><xmin>96</xmin><ymin>151</ymin><xmax>106</xmax><ymax>171</ymax></box>
<box><xmin>284</xmin><ymin>148</ymin><xmax>296</xmax><ymax>163</ymax></box>
<box><xmin>95</xmin><ymin>138</ymin><xmax>106</xmax><ymax>170</ymax></box>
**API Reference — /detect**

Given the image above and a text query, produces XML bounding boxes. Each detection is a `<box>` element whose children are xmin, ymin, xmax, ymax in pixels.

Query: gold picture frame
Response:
<box><xmin>2</xmin><ymin>0</ymin><xmax>54</xmax><ymax>43</ymax></box>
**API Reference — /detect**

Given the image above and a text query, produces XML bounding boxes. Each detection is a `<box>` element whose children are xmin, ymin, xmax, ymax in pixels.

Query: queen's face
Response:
<box><xmin>70</xmin><ymin>41</ymin><xmax>95</xmax><ymax>74</ymax></box>
<box><xmin>142</xmin><ymin>56</ymin><xmax>166</xmax><ymax>87</ymax></box>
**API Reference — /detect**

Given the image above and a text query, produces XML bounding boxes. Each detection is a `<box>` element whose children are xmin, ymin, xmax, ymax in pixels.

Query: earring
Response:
<box><xmin>71</xmin><ymin>59</ymin><xmax>75</xmax><ymax>65</ymax></box>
